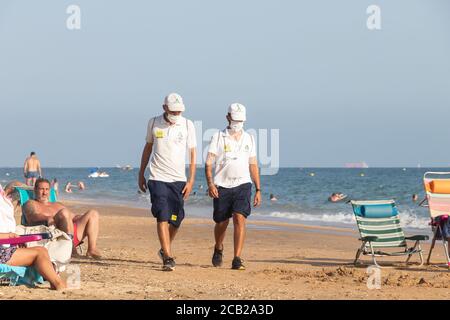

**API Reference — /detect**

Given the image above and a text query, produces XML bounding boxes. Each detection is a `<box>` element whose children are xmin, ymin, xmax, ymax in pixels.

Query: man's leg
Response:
<box><xmin>73</xmin><ymin>209</ymin><xmax>101</xmax><ymax>257</ymax></box>
<box><xmin>158</xmin><ymin>221</ymin><xmax>173</xmax><ymax>258</ymax></box>
<box><xmin>54</xmin><ymin>208</ymin><xmax>75</xmax><ymax>235</ymax></box>
<box><xmin>232</xmin><ymin>213</ymin><xmax>246</xmax><ymax>258</ymax></box>
<box><xmin>214</xmin><ymin>220</ymin><xmax>229</xmax><ymax>250</ymax></box>
<box><xmin>169</xmin><ymin>224</ymin><xmax>178</xmax><ymax>242</ymax></box>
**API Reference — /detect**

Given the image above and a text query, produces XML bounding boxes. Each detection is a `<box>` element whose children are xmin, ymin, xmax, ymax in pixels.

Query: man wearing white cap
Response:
<box><xmin>205</xmin><ymin>103</ymin><xmax>261</xmax><ymax>270</ymax></box>
<box><xmin>138</xmin><ymin>93</ymin><xmax>197</xmax><ymax>271</ymax></box>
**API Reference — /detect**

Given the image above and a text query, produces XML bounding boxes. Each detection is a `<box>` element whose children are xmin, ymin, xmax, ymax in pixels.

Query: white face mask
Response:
<box><xmin>166</xmin><ymin>113</ymin><xmax>181</xmax><ymax>124</ymax></box>
<box><xmin>229</xmin><ymin>120</ymin><xmax>244</xmax><ymax>132</ymax></box>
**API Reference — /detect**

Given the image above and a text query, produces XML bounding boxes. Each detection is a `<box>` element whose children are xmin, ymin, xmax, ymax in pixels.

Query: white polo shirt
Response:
<box><xmin>208</xmin><ymin>128</ymin><xmax>256</xmax><ymax>188</ymax></box>
<box><xmin>146</xmin><ymin>114</ymin><xmax>197</xmax><ymax>183</ymax></box>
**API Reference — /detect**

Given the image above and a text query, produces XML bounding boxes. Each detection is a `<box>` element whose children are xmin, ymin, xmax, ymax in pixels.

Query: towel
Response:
<box><xmin>0</xmin><ymin>185</ymin><xmax>16</xmax><ymax>236</ymax></box>
<box><xmin>0</xmin><ymin>263</ymin><xmax>44</xmax><ymax>286</ymax></box>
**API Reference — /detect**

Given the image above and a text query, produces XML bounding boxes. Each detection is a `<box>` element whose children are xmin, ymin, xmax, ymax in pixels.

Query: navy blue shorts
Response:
<box><xmin>148</xmin><ymin>180</ymin><xmax>186</xmax><ymax>228</ymax></box>
<box><xmin>25</xmin><ymin>171</ymin><xmax>39</xmax><ymax>179</ymax></box>
<box><xmin>213</xmin><ymin>183</ymin><xmax>252</xmax><ymax>223</ymax></box>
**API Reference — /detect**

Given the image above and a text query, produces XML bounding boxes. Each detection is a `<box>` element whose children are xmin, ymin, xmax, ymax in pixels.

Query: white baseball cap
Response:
<box><xmin>164</xmin><ymin>93</ymin><xmax>185</xmax><ymax>112</ymax></box>
<box><xmin>228</xmin><ymin>103</ymin><xmax>246</xmax><ymax>121</ymax></box>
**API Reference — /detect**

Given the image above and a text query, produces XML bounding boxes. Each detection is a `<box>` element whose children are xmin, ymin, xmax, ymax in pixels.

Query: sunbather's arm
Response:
<box><xmin>138</xmin><ymin>142</ymin><xmax>153</xmax><ymax>192</ymax></box>
<box><xmin>0</xmin><ymin>233</ymin><xmax>19</xmax><ymax>239</ymax></box>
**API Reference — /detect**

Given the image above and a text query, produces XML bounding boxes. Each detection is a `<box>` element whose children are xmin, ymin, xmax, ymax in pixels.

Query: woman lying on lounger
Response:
<box><xmin>0</xmin><ymin>182</ymin><xmax>66</xmax><ymax>290</ymax></box>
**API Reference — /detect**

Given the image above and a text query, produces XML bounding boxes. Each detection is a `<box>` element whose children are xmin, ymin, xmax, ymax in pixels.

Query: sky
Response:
<box><xmin>0</xmin><ymin>0</ymin><xmax>449</xmax><ymax>168</ymax></box>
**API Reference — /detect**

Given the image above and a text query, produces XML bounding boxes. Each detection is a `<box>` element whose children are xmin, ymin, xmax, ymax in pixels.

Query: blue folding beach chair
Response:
<box><xmin>350</xmin><ymin>200</ymin><xmax>428</xmax><ymax>267</ymax></box>
<box><xmin>0</xmin><ymin>264</ymin><xmax>44</xmax><ymax>287</ymax></box>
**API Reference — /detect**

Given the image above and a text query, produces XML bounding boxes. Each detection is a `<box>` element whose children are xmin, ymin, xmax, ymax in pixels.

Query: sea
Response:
<box><xmin>0</xmin><ymin>167</ymin><xmax>440</xmax><ymax>232</ymax></box>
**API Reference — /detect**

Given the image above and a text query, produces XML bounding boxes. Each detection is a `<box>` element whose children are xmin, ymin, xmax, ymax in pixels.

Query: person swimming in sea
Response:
<box><xmin>65</xmin><ymin>181</ymin><xmax>85</xmax><ymax>193</ymax></box>
<box><xmin>328</xmin><ymin>193</ymin><xmax>347</xmax><ymax>203</ymax></box>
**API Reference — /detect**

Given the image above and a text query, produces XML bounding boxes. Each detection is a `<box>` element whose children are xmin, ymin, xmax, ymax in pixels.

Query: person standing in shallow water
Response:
<box><xmin>138</xmin><ymin>93</ymin><xmax>197</xmax><ymax>271</ymax></box>
<box><xmin>23</xmin><ymin>152</ymin><xmax>42</xmax><ymax>186</ymax></box>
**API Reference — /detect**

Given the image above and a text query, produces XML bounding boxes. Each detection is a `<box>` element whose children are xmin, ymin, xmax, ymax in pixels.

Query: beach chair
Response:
<box><xmin>350</xmin><ymin>200</ymin><xmax>428</xmax><ymax>267</ymax></box>
<box><xmin>421</xmin><ymin>172</ymin><xmax>450</xmax><ymax>268</ymax></box>
<box><xmin>0</xmin><ymin>234</ymin><xmax>49</xmax><ymax>286</ymax></box>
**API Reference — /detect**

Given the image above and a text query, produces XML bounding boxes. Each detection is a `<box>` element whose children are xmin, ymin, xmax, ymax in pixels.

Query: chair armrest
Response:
<box><xmin>0</xmin><ymin>234</ymin><xmax>43</xmax><ymax>246</ymax></box>
<box><xmin>405</xmin><ymin>235</ymin><xmax>429</xmax><ymax>241</ymax></box>
<box><xmin>360</xmin><ymin>236</ymin><xmax>378</xmax><ymax>242</ymax></box>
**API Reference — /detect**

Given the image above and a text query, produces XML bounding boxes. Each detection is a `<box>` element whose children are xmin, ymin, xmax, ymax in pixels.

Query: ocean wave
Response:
<box><xmin>261</xmin><ymin>210</ymin><xmax>430</xmax><ymax>230</ymax></box>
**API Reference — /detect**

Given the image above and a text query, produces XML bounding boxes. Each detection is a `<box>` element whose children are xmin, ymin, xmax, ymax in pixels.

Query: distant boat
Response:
<box><xmin>116</xmin><ymin>165</ymin><xmax>133</xmax><ymax>171</ymax></box>
<box><xmin>88</xmin><ymin>168</ymin><xmax>109</xmax><ymax>178</ymax></box>
<box><xmin>345</xmin><ymin>162</ymin><xmax>369</xmax><ymax>168</ymax></box>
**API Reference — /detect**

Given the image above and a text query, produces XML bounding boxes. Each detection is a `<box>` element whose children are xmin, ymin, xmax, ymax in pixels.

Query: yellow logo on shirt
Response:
<box><xmin>155</xmin><ymin>130</ymin><xmax>165</xmax><ymax>138</ymax></box>
<box><xmin>171</xmin><ymin>214</ymin><xmax>177</xmax><ymax>221</ymax></box>
<box><xmin>224</xmin><ymin>144</ymin><xmax>232</xmax><ymax>152</ymax></box>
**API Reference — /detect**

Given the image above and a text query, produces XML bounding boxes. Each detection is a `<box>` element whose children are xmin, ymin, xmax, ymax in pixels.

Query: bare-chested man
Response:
<box><xmin>23</xmin><ymin>152</ymin><xmax>42</xmax><ymax>186</ymax></box>
<box><xmin>23</xmin><ymin>178</ymin><xmax>102</xmax><ymax>259</ymax></box>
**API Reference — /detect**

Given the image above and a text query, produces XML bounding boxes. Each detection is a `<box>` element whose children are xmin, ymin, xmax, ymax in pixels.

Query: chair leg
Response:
<box><xmin>369</xmin><ymin>242</ymin><xmax>381</xmax><ymax>268</ymax></box>
<box><xmin>443</xmin><ymin>238</ymin><xmax>450</xmax><ymax>268</ymax></box>
<box><xmin>427</xmin><ymin>230</ymin><xmax>437</xmax><ymax>265</ymax></box>
<box><xmin>354</xmin><ymin>242</ymin><xmax>366</xmax><ymax>265</ymax></box>
<box><xmin>405</xmin><ymin>241</ymin><xmax>418</xmax><ymax>265</ymax></box>
<box><xmin>417</xmin><ymin>242</ymin><xmax>424</xmax><ymax>267</ymax></box>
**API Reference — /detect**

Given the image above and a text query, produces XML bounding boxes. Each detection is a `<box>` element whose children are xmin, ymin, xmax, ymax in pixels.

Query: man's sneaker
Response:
<box><xmin>231</xmin><ymin>257</ymin><xmax>246</xmax><ymax>270</ymax></box>
<box><xmin>157</xmin><ymin>248</ymin><xmax>164</xmax><ymax>262</ymax></box>
<box><xmin>163</xmin><ymin>257</ymin><xmax>176</xmax><ymax>271</ymax></box>
<box><xmin>212</xmin><ymin>246</ymin><xmax>224</xmax><ymax>267</ymax></box>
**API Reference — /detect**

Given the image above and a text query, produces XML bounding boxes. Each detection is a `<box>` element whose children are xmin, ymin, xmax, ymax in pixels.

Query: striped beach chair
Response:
<box><xmin>421</xmin><ymin>172</ymin><xmax>450</xmax><ymax>267</ymax></box>
<box><xmin>351</xmin><ymin>200</ymin><xmax>428</xmax><ymax>267</ymax></box>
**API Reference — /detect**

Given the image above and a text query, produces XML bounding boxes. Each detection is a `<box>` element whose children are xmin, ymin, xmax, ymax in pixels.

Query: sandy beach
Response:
<box><xmin>2</xmin><ymin>201</ymin><xmax>450</xmax><ymax>300</ymax></box>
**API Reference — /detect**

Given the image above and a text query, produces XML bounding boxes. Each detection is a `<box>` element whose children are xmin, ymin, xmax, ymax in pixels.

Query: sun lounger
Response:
<box><xmin>350</xmin><ymin>200</ymin><xmax>428</xmax><ymax>267</ymax></box>
<box><xmin>421</xmin><ymin>172</ymin><xmax>450</xmax><ymax>268</ymax></box>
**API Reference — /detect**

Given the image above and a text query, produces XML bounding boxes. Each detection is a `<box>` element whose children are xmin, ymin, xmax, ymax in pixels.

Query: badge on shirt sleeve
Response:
<box><xmin>224</xmin><ymin>144</ymin><xmax>232</xmax><ymax>152</ymax></box>
<box><xmin>155</xmin><ymin>130</ymin><xmax>165</xmax><ymax>138</ymax></box>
